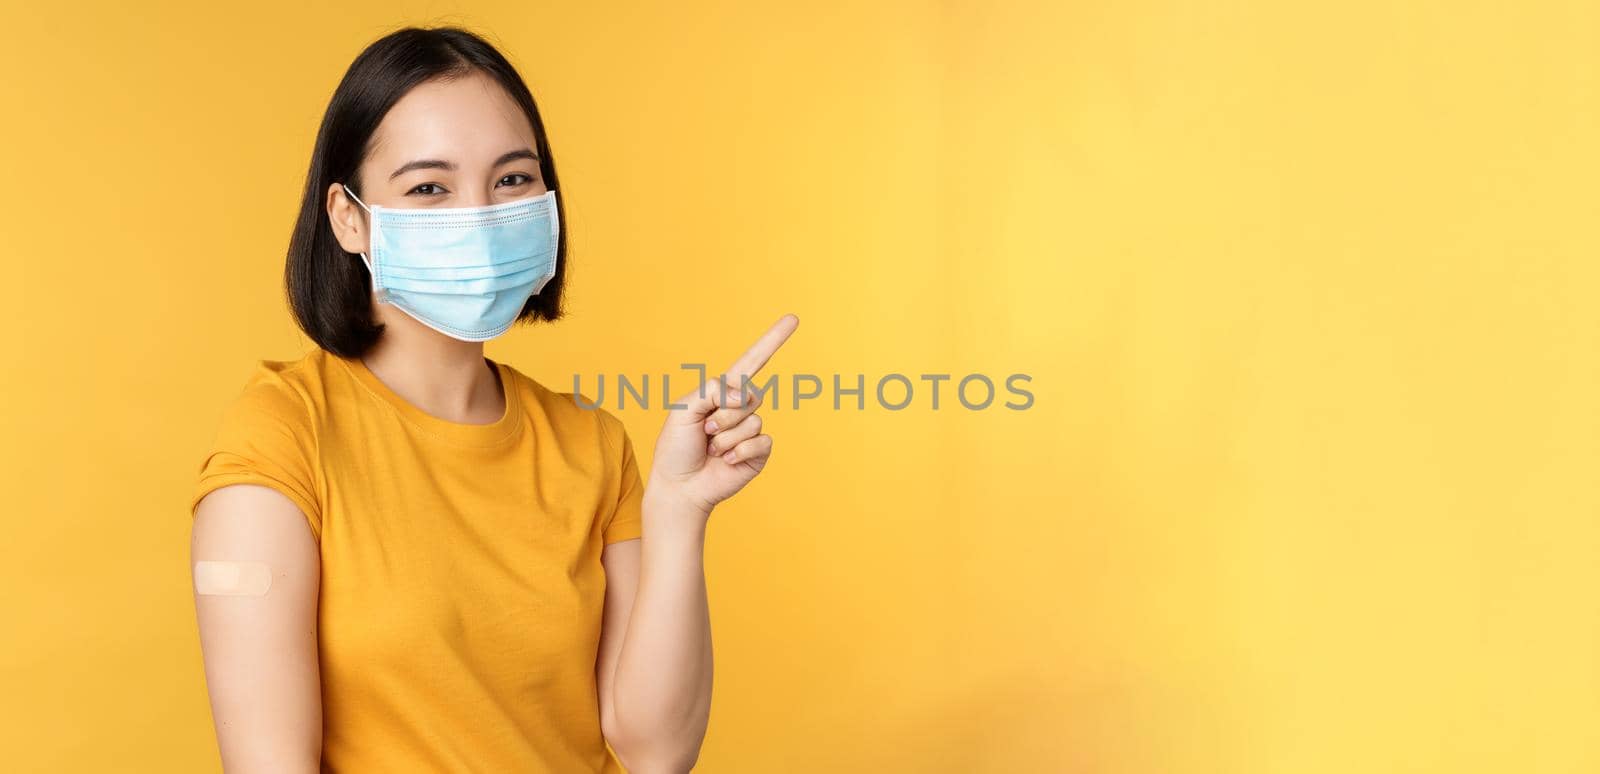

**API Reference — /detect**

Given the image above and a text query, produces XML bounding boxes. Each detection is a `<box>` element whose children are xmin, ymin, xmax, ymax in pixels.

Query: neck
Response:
<box><xmin>360</xmin><ymin>304</ymin><xmax>505</xmax><ymax>424</ymax></box>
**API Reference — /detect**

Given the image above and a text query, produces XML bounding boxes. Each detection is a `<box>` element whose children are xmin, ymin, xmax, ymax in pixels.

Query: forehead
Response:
<box><xmin>365</xmin><ymin>71</ymin><xmax>536</xmax><ymax>168</ymax></box>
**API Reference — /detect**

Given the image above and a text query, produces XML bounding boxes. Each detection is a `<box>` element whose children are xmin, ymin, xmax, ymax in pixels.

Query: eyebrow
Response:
<box><xmin>388</xmin><ymin>148</ymin><xmax>540</xmax><ymax>181</ymax></box>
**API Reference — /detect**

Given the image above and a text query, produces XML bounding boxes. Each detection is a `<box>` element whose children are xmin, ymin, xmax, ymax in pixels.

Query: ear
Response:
<box><xmin>326</xmin><ymin>183</ymin><xmax>369</xmax><ymax>256</ymax></box>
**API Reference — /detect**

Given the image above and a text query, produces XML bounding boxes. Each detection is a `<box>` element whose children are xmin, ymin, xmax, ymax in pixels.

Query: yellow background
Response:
<box><xmin>3</xmin><ymin>1</ymin><xmax>1595</xmax><ymax>771</ymax></box>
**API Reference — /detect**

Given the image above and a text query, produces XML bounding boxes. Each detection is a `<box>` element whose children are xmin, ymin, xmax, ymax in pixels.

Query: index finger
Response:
<box><xmin>724</xmin><ymin>313</ymin><xmax>800</xmax><ymax>381</ymax></box>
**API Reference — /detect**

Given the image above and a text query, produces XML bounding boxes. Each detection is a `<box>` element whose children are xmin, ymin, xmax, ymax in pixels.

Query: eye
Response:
<box><xmin>407</xmin><ymin>183</ymin><xmax>447</xmax><ymax>196</ymax></box>
<box><xmin>498</xmin><ymin>173</ymin><xmax>535</xmax><ymax>188</ymax></box>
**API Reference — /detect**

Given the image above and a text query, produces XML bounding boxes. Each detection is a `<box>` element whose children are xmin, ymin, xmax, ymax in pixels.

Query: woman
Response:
<box><xmin>188</xmin><ymin>26</ymin><xmax>796</xmax><ymax>773</ymax></box>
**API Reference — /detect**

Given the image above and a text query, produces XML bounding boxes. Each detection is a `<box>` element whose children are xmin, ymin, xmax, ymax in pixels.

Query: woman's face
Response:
<box><xmin>329</xmin><ymin>70</ymin><xmax>547</xmax><ymax>247</ymax></box>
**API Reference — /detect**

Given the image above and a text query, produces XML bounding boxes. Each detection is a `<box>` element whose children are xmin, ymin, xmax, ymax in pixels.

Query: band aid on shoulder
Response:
<box><xmin>194</xmin><ymin>560</ymin><xmax>273</xmax><ymax>596</ymax></box>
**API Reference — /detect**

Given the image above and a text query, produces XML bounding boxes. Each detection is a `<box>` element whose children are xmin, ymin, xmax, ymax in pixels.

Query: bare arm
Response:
<box><xmin>596</xmin><ymin>504</ymin><xmax>713</xmax><ymax>774</ymax></box>
<box><xmin>597</xmin><ymin>314</ymin><xmax>798</xmax><ymax>773</ymax></box>
<box><xmin>190</xmin><ymin>483</ymin><xmax>322</xmax><ymax>772</ymax></box>
<box><xmin>596</xmin><ymin>536</ymin><xmax>641</xmax><ymax>756</ymax></box>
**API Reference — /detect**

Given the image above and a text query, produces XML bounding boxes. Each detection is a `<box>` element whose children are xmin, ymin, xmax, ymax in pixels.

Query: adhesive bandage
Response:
<box><xmin>193</xmin><ymin>560</ymin><xmax>273</xmax><ymax>596</ymax></box>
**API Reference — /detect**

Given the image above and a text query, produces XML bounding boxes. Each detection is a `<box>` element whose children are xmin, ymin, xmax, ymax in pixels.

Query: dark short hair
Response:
<box><xmin>285</xmin><ymin>26</ymin><xmax>568</xmax><ymax>357</ymax></box>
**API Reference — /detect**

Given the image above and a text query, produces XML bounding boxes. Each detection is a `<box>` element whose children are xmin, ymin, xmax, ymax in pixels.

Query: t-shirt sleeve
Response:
<box><xmin>600</xmin><ymin>412</ymin><xmax>645</xmax><ymax>545</ymax></box>
<box><xmin>190</xmin><ymin>365</ymin><xmax>323</xmax><ymax>542</ymax></box>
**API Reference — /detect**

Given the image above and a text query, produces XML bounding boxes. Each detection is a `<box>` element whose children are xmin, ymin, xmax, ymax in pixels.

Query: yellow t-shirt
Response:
<box><xmin>189</xmin><ymin>347</ymin><xmax>643</xmax><ymax>773</ymax></box>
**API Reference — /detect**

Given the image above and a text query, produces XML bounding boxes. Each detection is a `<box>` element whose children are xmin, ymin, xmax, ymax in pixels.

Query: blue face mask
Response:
<box><xmin>343</xmin><ymin>184</ymin><xmax>560</xmax><ymax>342</ymax></box>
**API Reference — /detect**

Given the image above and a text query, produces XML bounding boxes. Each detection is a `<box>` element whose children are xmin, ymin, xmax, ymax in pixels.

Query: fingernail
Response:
<box><xmin>705</xmin><ymin>420</ymin><xmax>719</xmax><ymax>433</ymax></box>
<box><xmin>723</xmin><ymin>450</ymin><xmax>738</xmax><ymax>463</ymax></box>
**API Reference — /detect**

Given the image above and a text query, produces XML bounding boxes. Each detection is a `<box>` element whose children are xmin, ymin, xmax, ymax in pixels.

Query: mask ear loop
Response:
<box><xmin>343</xmin><ymin>184</ymin><xmax>382</xmax><ymax>298</ymax></box>
<box><xmin>343</xmin><ymin>183</ymin><xmax>372</xmax><ymax>214</ymax></box>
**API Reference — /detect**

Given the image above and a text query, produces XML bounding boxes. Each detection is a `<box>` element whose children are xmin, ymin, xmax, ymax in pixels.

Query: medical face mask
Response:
<box><xmin>343</xmin><ymin>184</ymin><xmax>560</xmax><ymax>342</ymax></box>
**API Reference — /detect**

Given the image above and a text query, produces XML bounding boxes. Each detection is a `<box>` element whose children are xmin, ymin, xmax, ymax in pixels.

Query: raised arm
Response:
<box><xmin>190</xmin><ymin>484</ymin><xmax>323</xmax><ymax>772</ymax></box>
<box><xmin>599</xmin><ymin>314</ymin><xmax>798</xmax><ymax>773</ymax></box>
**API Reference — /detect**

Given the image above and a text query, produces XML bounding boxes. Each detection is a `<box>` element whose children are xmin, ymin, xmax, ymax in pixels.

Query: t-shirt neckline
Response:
<box><xmin>336</xmin><ymin>352</ymin><xmax>524</xmax><ymax>447</ymax></box>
